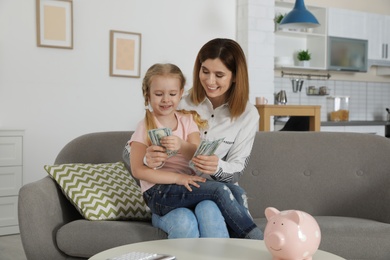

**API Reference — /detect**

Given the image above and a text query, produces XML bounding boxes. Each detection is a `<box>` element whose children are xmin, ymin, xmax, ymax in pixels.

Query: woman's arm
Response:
<box><xmin>211</xmin><ymin>120</ymin><xmax>257</xmax><ymax>183</ymax></box>
<box><xmin>191</xmin><ymin>106</ymin><xmax>259</xmax><ymax>183</ymax></box>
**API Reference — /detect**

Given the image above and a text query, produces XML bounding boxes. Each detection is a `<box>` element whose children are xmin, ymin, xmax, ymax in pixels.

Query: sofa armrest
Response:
<box><xmin>18</xmin><ymin>176</ymin><xmax>81</xmax><ymax>260</ymax></box>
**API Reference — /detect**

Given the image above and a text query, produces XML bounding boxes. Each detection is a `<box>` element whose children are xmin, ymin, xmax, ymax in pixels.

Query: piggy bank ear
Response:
<box><xmin>265</xmin><ymin>207</ymin><xmax>280</xmax><ymax>220</ymax></box>
<box><xmin>290</xmin><ymin>210</ymin><xmax>302</xmax><ymax>225</ymax></box>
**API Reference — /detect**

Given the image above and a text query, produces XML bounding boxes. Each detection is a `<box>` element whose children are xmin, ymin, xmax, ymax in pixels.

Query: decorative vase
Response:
<box><xmin>299</xmin><ymin>60</ymin><xmax>310</xmax><ymax>67</ymax></box>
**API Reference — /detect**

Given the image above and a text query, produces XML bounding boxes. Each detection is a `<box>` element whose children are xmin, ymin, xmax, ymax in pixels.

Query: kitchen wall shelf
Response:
<box><xmin>275</xmin><ymin>1</ymin><xmax>328</xmax><ymax>70</ymax></box>
<box><xmin>306</xmin><ymin>86</ymin><xmax>331</xmax><ymax>96</ymax></box>
<box><xmin>306</xmin><ymin>92</ymin><xmax>329</xmax><ymax>96</ymax></box>
<box><xmin>275</xmin><ymin>30</ymin><xmax>325</xmax><ymax>39</ymax></box>
<box><xmin>275</xmin><ymin>2</ymin><xmax>390</xmax><ymax>75</ymax></box>
<box><xmin>306</xmin><ymin>93</ymin><xmax>330</xmax><ymax>96</ymax></box>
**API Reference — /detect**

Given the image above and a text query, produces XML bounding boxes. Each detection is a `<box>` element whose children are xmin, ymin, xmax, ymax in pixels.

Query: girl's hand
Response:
<box><xmin>145</xmin><ymin>145</ymin><xmax>168</xmax><ymax>168</ymax></box>
<box><xmin>191</xmin><ymin>154</ymin><xmax>219</xmax><ymax>175</ymax></box>
<box><xmin>175</xmin><ymin>174</ymin><xmax>206</xmax><ymax>192</ymax></box>
<box><xmin>160</xmin><ymin>135</ymin><xmax>182</xmax><ymax>152</ymax></box>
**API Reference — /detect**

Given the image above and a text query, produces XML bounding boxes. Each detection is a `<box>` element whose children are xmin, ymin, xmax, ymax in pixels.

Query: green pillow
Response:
<box><xmin>44</xmin><ymin>161</ymin><xmax>151</xmax><ymax>221</ymax></box>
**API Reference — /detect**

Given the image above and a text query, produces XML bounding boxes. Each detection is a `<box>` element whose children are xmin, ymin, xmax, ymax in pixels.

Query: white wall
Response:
<box><xmin>237</xmin><ymin>0</ymin><xmax>275</xmax><ymax>109</ymax></box>
<box><xmin>0</xmin><ymin>0</ymin><xmax>236</xmax><ymax>184</ymax></box>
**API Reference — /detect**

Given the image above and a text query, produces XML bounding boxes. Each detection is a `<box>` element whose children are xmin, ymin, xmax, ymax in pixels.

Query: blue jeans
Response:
<box><xmin>152</xmin><ymin>200</ymin><xmax>229</xmax><ymax>238</ymax></box>
<box><xmin>143</xmin><ymin>180</ymin><xmax>262</xmax><ymax>239</ymax></box>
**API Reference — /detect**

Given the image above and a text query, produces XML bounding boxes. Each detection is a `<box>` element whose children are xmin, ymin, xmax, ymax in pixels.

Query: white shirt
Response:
<box><xmin>179</xmin><ymin>93</ymin><xmax>259</xmax><ymax>183</ymax></box>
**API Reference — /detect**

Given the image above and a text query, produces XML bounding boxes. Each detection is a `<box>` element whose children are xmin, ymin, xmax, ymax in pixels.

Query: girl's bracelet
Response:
<box><xmin>143</xmin><ymin>156</ymin><xmax>164</xmax><ymax>170</ymax></box>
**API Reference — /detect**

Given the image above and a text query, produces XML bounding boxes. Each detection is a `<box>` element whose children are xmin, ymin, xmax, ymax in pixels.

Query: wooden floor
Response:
<box><xmin>0</xmin><ymin>234</ymin><xmax>27</xmax><ymax>260</ymax></box>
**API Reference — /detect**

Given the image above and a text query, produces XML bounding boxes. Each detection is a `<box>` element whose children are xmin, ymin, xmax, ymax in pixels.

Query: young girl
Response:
<box><xmin>129</xmin><ymin>63</ymin><xmax>263</xmax><ymax>240</ymax></box>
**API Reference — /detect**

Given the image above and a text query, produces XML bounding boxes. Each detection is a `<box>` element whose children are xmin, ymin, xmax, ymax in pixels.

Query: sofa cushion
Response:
<box><xmin>314</xmin><ymin>216</ymin><xmax>390</xmax><ymax>260</ymax></box>
<box><xmin>56</xmin><ymin>219</ymin><xmax>167</xmax><ymax>258</ymax></box>
<box><xmin>44</xmin><ymin>161</ymin><xmax>151</xmax><ymax>221</ymax></box>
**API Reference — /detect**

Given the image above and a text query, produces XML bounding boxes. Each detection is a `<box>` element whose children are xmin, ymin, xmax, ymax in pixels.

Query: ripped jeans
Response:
<box><xmin>143</xmin><ymin>180</ymin><xmax>261</xmax><ymax>239</ymax></box>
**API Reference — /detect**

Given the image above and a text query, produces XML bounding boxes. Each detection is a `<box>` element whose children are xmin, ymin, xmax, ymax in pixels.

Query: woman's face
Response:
<box><xmin>199</xmin><ymin>58</ymin><xmax>234</xmax><ymax>107</ymax></box>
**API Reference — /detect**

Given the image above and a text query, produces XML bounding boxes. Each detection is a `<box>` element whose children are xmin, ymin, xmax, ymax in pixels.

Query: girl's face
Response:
<box><xmin>199</xmin><ymin>58</ymin><xmax>234</xmax><ymax>107</ymax></box>
<box><xmin>149</xmin><ymin>75</ymin><xmax>183</xmax><ymax>117</ymax></box>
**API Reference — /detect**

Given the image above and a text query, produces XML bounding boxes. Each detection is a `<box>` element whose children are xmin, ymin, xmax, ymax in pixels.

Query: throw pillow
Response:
<box><xmin>44</xmin><ymin>161</ymin><xmax>151</xmax><ymax>221</ymax></box>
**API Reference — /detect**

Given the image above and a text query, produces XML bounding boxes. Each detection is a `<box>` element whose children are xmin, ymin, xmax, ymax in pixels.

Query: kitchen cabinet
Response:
<box><xmin>367</xmin><ymin>13</ymin><xmax>390</xmax><ymax>62</ymax></box>
<box><xmin>274</xmin><ymin>1</ymin><xmax>327</xmax><ymax>70</ymax></box>
<box><xmin>367</xmin><ymin>13</ymin><xmax>385</xmax><ymax>60</ymax></box>
<box><xmin>328</xmin><ymin>8</ymin><xmax>367</xmax><ymax>40</ymax></box>
<box><xmin>345</xmin><ymin>125</ymin><xmax>385</xmax><ymax>136</ymax></box>
<box><xmin>367</xmin><ymin>13</ymin><xmax>390</xmax><ymax>75</ymax></box>
<box><xmin>0</xmin><ymin>130</ymin><xmax>23</xmax><ymax>235</ymax></box>
<box><xmin>321</xmin><ymin>125</ymin><xmax>385</xmax><ymax>136</ymax></box>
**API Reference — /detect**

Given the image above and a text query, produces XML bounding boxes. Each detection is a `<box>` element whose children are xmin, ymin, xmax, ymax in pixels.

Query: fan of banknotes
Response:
<box><xmin>148</xmin><ymin>128</ymin><xmax>177</xmax><ymax>157</ymax></box>
<box><xmin>148</xmin><ymin>128</ymin><xmax>224</xmax><ymax>161</ymax></box>
<box><xmin>189</xmin><ymin>137</ymin><xmax>225</xmax><ymax>168</ymax></box>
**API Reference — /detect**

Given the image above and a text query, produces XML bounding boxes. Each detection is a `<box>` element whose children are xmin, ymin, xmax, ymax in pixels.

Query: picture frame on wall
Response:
<box><xmin>109</xmin><ymin>30</ymin><xmax>142</xmax><ymax>78</ymax></box>
<box><xmin>36</xmin><ymin>0</ymin><xmax>73</xmax><ymax>49</ymax></box>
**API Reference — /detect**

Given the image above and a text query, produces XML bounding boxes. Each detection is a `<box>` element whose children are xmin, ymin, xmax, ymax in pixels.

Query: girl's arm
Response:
<box><xmin>160</xmin><ymin>132</ymin><xmax>200</xmax><ymax>161</ymax></box>
<box><xmin>130</xmin><ymin>141</ymin><xmax>205</xmax><ymax>191</ymax></box>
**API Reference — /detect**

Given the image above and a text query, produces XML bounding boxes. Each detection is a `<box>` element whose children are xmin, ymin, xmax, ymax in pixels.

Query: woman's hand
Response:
<box><xmin>191</xmin><ymin>154</ymin><xmax>219</xmax><ymax>175</ymax></box>
<box><xmin>145</xmin><ymin>145</ymin><xmax>168</xmax><ymax>169</ymax></box>
<box><xmin>175</xmin><ymin>174</ymin><xmax>206</xmax><ymax>192</ymax></box>
<box><xmin>160</xmin><ymin>135</ymin><xmax>182</xmax><ymax>152</ymax></box>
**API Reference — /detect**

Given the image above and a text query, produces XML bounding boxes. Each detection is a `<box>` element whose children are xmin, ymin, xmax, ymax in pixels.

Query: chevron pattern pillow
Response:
<box><xmin>44</xmin><ymin>161</ymin><xmax>151</xmax><ymax>221</ymax></box>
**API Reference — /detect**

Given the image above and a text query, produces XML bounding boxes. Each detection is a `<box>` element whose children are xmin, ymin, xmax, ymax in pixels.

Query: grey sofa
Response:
<box><xmin>18</xmin><ymin>131</ymin><xmax>390</xmax><ymax>260</ymax></box>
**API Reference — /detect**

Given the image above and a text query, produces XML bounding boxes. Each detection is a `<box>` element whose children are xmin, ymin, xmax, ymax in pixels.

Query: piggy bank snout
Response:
<box><xmin>266</xmin><ymin>232</ymin><xmax>285</xmax><ymax>248</ymax></box>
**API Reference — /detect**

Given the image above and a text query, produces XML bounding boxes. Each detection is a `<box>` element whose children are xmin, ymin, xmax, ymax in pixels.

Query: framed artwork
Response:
<box><xmin>109</xmin><ymin>30</ymin><xmax>142</xmax><ymax>78</ymax></box>
<box><xmin>36</xmin><ymin>0</ymin><xmax>73</xmax><ymax>49</ymax></box>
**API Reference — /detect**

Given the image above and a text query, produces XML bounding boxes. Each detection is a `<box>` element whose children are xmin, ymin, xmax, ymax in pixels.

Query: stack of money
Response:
<box><xmin>148</xmin><ymin>128</ymin><xmax>177</xmax><ymax>157</ymax></box>
<box><xmin>189</xmin><ymin>138</ymin><xmax>225</xmax><ymax>168</ymax></box>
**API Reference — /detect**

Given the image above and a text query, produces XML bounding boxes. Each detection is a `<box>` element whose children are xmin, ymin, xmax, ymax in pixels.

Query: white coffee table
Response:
<box><xmin>89</xmin><ymin>238</ymin><xmax>345</xmax><ymax>260</ymax></box>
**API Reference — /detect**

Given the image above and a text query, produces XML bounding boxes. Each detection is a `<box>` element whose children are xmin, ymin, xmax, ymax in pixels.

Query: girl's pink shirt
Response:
<box><xmin>129</xmin><ymin>112</ymin><xmax>199</xmax><ymax>192</ymax></box>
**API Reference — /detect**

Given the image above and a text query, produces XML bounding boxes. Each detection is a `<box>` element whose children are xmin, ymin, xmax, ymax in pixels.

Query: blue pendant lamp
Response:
<box><xmin>279</xmin><ymin>0</ymin><xmax>320</xmax><ymax>29</ymax></box>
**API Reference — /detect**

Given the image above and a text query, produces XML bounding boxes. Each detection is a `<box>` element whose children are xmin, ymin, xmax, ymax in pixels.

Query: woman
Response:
<box><xmin>140</xmin><ymin>38</ymin><xmax>260</xmax><ymax>238</ymax></box>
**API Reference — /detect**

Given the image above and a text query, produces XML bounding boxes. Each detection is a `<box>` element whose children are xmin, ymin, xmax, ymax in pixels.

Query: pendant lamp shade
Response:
<box><xmin>279</xmin><ymin>0</ymin><xmax>320</xmax><ymax>29</ymax></box>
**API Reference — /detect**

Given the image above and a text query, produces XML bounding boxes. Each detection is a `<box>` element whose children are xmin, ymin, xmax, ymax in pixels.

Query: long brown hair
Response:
<box><xmin>189</xmin><ymin>38</ymin><xmax>249</xmax><ymax>120</ymax></box>
<box><xmin>142</xmin><ymin>63</ymin><xmax>207</xmax><ymax>144</ymax></box>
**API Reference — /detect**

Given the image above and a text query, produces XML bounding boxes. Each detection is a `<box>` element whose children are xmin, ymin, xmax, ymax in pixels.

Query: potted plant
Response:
<box><xmin>274</xmin><ymin>13</ymin><xmax>285</xmax><ymax>31</ymax></box>
<box><xmin>297</xmin><ymin>49</ymin><xmax>311</xmax><ymax>67</ymax></box>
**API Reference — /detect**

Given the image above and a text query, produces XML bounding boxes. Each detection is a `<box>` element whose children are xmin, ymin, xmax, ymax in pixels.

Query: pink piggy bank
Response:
<box><xmin>264</xmin><ymin>207</ymin><xmax>321</xmax><ymax>260</ymax></box>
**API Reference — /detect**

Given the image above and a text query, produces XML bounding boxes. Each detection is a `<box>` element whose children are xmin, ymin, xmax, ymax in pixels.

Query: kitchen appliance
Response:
<box><xmin>327</xmin><ymin>36</ymin><xmax>368</xmax><ymax>72</ymax></box>
<box><xmin>275</xmin><ymin>90</ymin><xmax>287</xmax><ymax>105</ymax></box>
<box><xmin>291</xmin><ymin>78</ymin><xmax>304</xmax><ymax>93</ymax></box>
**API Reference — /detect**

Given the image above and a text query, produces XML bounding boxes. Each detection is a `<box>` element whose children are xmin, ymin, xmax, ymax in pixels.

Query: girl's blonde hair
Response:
<box><xmin>190</xmin><ymin>38</ymin><xmax>249</xmax><ymax>120</ymax></box>
<box><xmin>142</xmin><ymin>63</ymin><xmax>207</xmax><ymax>144</ymax></box>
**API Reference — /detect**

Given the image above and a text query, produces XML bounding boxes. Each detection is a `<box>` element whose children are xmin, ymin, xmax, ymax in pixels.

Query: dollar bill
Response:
<box><xmin>189</xmin><ymin>137</ymin><xmax>225</xmax><ymax>168</ymax></box>
<box><xmin>148</xmin><ymin>128</ymin><xmax>177</xmax><ymax>157</ymax></box>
